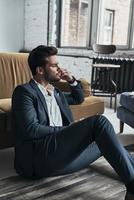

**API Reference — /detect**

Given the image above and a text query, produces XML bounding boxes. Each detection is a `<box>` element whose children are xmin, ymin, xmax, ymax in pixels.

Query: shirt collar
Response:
<box><xmin>33</xmin><ymin>79</ymin><xmax>54</xmax><ymax>96</ymax></box>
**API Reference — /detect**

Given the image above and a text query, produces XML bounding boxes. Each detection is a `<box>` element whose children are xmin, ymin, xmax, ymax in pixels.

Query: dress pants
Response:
<box><xmin>35</xmin><ymin>115</ymin><xmax>134</xmax><ymax>187</ymax></box>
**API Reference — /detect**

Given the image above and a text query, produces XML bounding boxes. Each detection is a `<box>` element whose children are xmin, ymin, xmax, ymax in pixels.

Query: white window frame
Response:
<box><xmin>103</xmin><ymin>9</ymin><xmax>114</xmax><ymax>44</ymax></box>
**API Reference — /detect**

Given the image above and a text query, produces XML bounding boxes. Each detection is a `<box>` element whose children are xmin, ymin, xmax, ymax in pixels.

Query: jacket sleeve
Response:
<box><xmin>64</xmin><ymin>81</ymin><xmax>84</xmax><ymax>105</ymax></box>
<box><xmin>12</xmin><ymin>86</ymin><xmax>65</xmax><ymax>140</ymax></box>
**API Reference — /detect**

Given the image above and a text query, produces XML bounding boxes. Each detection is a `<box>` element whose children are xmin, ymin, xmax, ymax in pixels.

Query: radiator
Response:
<box><xmin>92</xmin><ymin>57</ymin><xmax>134</xmax><ymax>93</ymax></box>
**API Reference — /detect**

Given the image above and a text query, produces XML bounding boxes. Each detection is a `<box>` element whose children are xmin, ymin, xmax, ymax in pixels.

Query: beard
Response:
<box><xmin>43</xmin><ymin>70</ymin><xmax>61</xmax><ymax>84</ymax></box>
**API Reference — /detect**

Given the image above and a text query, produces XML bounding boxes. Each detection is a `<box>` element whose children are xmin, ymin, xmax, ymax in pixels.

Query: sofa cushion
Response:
<box><xmin>0</xmin><ymin>98</ymin><xmax>11</xmax><ymax>112</ymax></box>
<box><xmin>70</xmin><ymin>96</ymin><xmax>104</xmax><ymax>121</ymax></box>
<box><xmin>120</xmin><ymin>92</ymin><xmax>134</xmax><ymax>113</ymax></box>
<box><xmin>0</xmin><ymin>96</ymin><xmax>104</xmax><ymax>121</ymax></box>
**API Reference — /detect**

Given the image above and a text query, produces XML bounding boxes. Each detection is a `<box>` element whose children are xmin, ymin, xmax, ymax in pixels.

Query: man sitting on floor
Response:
<box><xmin>12</xmin><ymin>45</ymin><xmax>134</xmax><ymax>200</ymax></box>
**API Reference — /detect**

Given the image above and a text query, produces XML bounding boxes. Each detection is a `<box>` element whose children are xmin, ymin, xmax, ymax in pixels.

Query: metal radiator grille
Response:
<box><xmin>92</xmin><ymin>57</ymin><xmax>134</xmax><ymax>93</ymax></box>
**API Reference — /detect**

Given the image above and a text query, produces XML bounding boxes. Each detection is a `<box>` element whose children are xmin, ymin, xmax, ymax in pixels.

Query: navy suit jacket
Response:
<box><xmin>12</xmin><ymin>79</ymin><xmax>84</xmax><ymax>177</ymax></box>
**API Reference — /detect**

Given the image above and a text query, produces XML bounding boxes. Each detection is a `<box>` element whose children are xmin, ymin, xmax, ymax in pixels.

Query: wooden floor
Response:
<box><xmin>0</xmin><ymin>156</ymin><xmax>127</xmax><ymax>200</ymax></box>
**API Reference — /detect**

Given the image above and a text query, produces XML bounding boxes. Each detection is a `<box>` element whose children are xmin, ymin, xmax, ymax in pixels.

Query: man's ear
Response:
<box><xmin>36</xmin><ymin>66</ymin><xmax>44</xmax><ymax>75</ymax></box>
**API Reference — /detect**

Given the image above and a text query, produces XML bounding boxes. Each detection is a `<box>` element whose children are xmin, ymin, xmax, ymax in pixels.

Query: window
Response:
<box><xmin>54</xmin><ymin>0</ymin><xmax>134</xmax><ymax>49</ymax></box>
<box><xmin>97</xmin><ymin>0</ymin><xmax>132</xmax><ymax>47</ymax></box>
<box><xmin>60</xmin><ymin>0</ymin><xmax>91</xmax><ymax>47</ymax></box>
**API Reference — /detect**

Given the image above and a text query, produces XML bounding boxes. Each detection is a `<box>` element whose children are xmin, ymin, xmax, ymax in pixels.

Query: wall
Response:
<box><xmin>24</xmin><ymin>0</ymin><xmax>48</xmax><ymax>50</ymax></box>
<box><xmin>0</xmin><ymin>0</ymin><xmax>24</xmax><ymax>52</ymax></box>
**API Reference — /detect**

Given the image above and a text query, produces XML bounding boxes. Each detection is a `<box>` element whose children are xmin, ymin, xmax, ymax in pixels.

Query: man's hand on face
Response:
<box><xmin>59</xmin><ymin>68</ymin><xmax>74</xmax><ymax>83</ymax></box>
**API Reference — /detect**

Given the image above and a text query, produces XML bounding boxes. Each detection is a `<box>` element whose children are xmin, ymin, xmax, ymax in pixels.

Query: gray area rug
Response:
<box><xmin>0</xmin><ymin>157</ymin><xmax>126</xmax><ymax>200</ymax></box>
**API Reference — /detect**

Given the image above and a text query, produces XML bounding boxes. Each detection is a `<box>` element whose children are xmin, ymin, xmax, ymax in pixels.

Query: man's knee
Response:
<box><xmin>96</xmin><ymin>115</ymin><xmax>109</xmax><ymax>123</ymax></box>
<box><xmin>96</xmin><ymin>115</ymin><xmax>115</xmax><ymax>136</ymax></box>
<box><xmin>92</xmin><ymin>115</ymin><xmax>113</xmax><ymax>131</ymax></box>
<box><xmin>84</xmin><ymin>115</ymin><xmax>112</xmax><ymax>134</ymax></box>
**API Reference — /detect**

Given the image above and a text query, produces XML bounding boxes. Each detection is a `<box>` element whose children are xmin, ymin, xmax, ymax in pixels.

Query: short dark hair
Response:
<box><xmin>28</xmin><ymin>45</ymin><xmax>58</xmax><ymax>75</ymax></box>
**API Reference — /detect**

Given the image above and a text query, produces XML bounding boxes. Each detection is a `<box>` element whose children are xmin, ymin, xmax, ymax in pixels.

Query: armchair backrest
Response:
<box><xmin>0</xmin><ymin>52</ymin><xmax>91</xmax><ymax>99</ymax></box>
<box><xmin>0</xmin><ymin>53</ymin><xmax>32</xmax><ymax>99</ymax></box>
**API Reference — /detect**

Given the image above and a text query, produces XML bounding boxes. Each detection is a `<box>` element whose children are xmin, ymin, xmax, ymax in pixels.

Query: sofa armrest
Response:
<box><xmin>0</xmin><ymin>99</ymin><xmax>12</xmax><ymax>135</ymax></box>
<box><xmin>0</xmin><ymin>98</ymin><xmax>11</xmax><ymax>112</ymax></box>
<box><xmin>79</xmin><ymin>78</ymin><xmax>91</xmax><ymax>97</ymax></box>
<box><xmin>70</xmin><ymin>96</ymin><xmax>104</xmax><ymax>121</ymax></box>
<box><xmin>53</xmin><ymin>78</ymin><xmax>91</xmax><ymax>97</ymax></box>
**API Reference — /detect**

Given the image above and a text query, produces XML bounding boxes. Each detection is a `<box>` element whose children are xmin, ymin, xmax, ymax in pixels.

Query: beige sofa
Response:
<box><xmin>0</xmin><ymin>52</ymin><xmax>104</xmax><ymax>149</ymax></box>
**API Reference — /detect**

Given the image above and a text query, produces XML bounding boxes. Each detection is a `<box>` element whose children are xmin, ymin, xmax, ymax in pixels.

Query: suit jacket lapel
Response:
<box><xmin>29</xmin><ymin>79</ymin><xmax>48</xmax><ymax>114</ymax></box>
